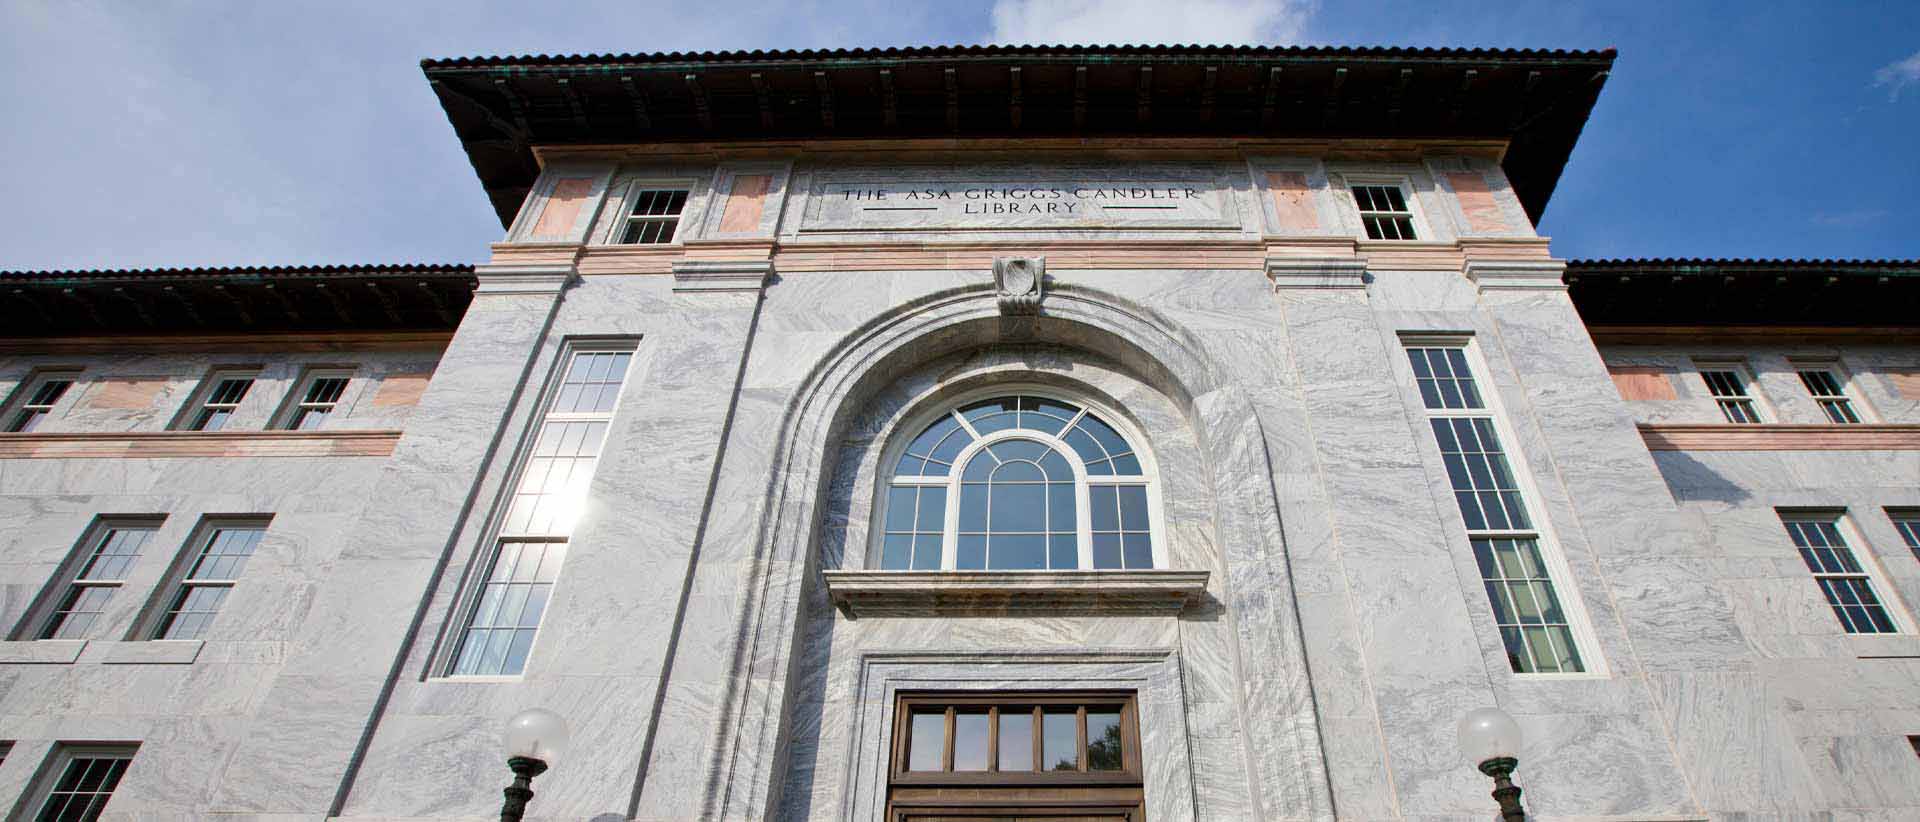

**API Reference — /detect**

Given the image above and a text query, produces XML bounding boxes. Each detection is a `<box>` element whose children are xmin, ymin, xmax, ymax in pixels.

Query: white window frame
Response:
<box><xmin>19</xmin><ymin>743</ymin><xmax>139</xmax><ymax>822</ymax></box>
<box><xmin>605</xmin><ymin>178</ymin><xmax>697</xmax><ymax>246</ymax></box>
<box><xmin>1789</xmin><ymin>359</ymin><xmax>1875</xmax><ymax>424</ymax></box>
<box><xmin>1778</xmin><ymin>510</ymin><xmax>1912</xmax><ymax>635</ymax></box>
<box><xmin>870</xmin><ymin>385</ymin><xmax>1168</xmax><ymax>572</ymax></box>
<box><xmin>1398</xmin><ymin>332</ymin><xmax>1608</xmax><ymax>678</ymax></box>
<box><xmin>1691</xmin><ymin>359</ymin><xmax>1771</xmax><ymax>424</ymax></box>
<box><xmin>440</xmin><ymin>340</ymin><xmax>639</xmax><ymax>678</ymax></box>
<box><xmin>134</xmin><ymin>517</ymin><xmax>272</xmax><ymax>641</ymax></box>
<box><xmin>1340</xmin><ymin>174</ymin><xmax>1431</xmax><ymax>242</ymax></box>
<box><xmin>20</xmin><ymin>517</ymin><xmax>163</xmax><ymax>641</ymax></box>
<box><xmin>170</xmin><ymin>368</ymin><xmax>260</xmax><ymax>432</ymax></box>
<box><xmin>2</xmin><ymin>369</ymin><xmax>82</xmax><ymax>433</ymax></box>
<box><xmin>271</xmin><ymin>367</ymin><xmax>357</xmax><ymax>431</ymax></box>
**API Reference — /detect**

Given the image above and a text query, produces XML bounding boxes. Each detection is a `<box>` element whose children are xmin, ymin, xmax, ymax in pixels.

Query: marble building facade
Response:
<box><xmin>0</xmin><ymin>45</ymin><xmax>1917</xmax><ymax>821</ymax></box>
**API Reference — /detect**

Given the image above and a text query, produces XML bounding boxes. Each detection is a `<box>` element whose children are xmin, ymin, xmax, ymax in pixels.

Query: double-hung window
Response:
<box><xmin>1796</xmin><ymin>367</ymin><xmax>1864</xmax><ymax>424</ymax></box>
<box><xmin>25</xmin><ymin>744</ymin><xmax>139</xmax><ymax>822</ymax></box>
<box><xmin>614</xmin><ymin>187</ymin><xmax>690</xmax><ymax>245</ymax></box>
<box><xmin>1350</xmin><ymin>183</ymin><xmax>1418</xmax><ymax>240</ymax></box>
<box><xmin>34</xmin><ymin>521</ymin><xmax>158</xmax><ymax>640</ymax></box>
<box><xmin>1780</xmin><ymin>513</ymin><xmax>1903</xmax><ymax>634</ymax></box>
<box><xmin>1891</xmin><ymin>510</ymin><xmax>1920</xmax><ymax>560</ymax></box>
<box><xmin>4</xmin><ymin>372</ymin><xmax>78</xmax><ymax>433</ymax></box>
<box><xmin>1405</xmin><ymin>342</ymin><xmax>1589</xmax><ymax>674</ymax></box>
<box><xmin>1696</xmin><ymin>363</ymin><xmax>1764</xmax><ymax>423</ymax></box>
<box><xmin>275</xmin><ymin>369</ymin><xmax>353</xmax><ymax>430</ymax></box>
<box><xmin>448</xmin><ymin>347</ymin><xmax>635</xmax><ymax>676</ymax></box>
<box><xmin>147</xmin><ymin>521</ymin><xmax>268</xmax><ymax>640</ymax></box>
<box><xmin>176</xmin><ymin>371</ymin><xmax>256</xmax><ymax>431</ymax></box>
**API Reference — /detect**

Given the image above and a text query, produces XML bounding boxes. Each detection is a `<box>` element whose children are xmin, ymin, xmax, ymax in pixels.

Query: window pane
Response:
<box><xmin>1043</xmin><ymin>710</ymin><xmax>1078</xmax><ymax>771</ymax></box>
<box><xmin>990</xmin><ymin>534</ymin><xmax>1046</xmax><ymax>570</ymax></box>
<box><xmin>992</xmin><ymin>482</ymin><xmax>1046</xmax><ymax>532</ymax></box>
<box><xmin>953</xmin><ymin>712</ymin><xmax>989</xmax><ymax>771</ymax></box>
<box><xmin>908</xmin><ymin>711</ymin><xmax>945</xmax><ymax>771</ymax></box>
<box><xmin>1086</xmin><ymin>710</ymin><xmax>1124</xmax><ymax>770</ymax></box>
<box><xmin>1471</xmin><ymin>538</ymin><xmax>1583</xmax><ymax>673</ymax></box>
<box><xmin>998</xmin><ymin>709</ymin><xmax>1033</xmax><ymax>771</ymax></box>
<box><xmin>451</xmin><ymin>542</ymin><xmax>565</xmax><ymax>675</ymax></box>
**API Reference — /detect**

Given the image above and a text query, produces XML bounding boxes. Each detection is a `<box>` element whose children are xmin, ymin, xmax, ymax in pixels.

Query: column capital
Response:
<box><xmin>1465</xmin><ymin>259</ymin><xmax>1568</xmax><ymax>292</ymax></box>
<box><xmin>1265</xmin><ymin>256</ymin><xmax>1369</xmax><ymax>290</ymax></box>
<box><xmin>671</xmin><ymin>258</ymin><xmax>774</xmax><ymax>293</ymax></box>
<box><xmin>472</xmin><ymin>263</ymin><xmax>576</xmax><ymax>295</ymax></box>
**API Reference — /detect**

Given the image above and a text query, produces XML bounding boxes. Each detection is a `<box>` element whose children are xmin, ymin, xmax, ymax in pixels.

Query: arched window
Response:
<box><xmin>879</xmin><ymin>394</ymin><xmax>1158</xmax><ymax>571</ymax></box>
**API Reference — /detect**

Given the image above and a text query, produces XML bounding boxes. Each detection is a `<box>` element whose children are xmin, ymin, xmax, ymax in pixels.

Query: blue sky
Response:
<box><xmin>1</xmin><ymin>0</ymin><xmax>1914</xmax><ymax>270</ymax></box>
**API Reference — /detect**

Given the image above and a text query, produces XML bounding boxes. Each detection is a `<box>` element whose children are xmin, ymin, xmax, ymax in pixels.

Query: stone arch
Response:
<box><xmin>689</xmin><ymin>279</ymin><xmax>1334</xmax><ymax>821</ymax></box>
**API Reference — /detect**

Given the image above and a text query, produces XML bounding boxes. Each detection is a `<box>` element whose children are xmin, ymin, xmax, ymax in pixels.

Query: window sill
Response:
<box><xmin>98</xmin><ymin>640</ymin><xmax>203</xmax><ymax>665</ymax></box>
<box><xmin>0</xmin><ymin>640</ymin><xmax>87</xmax><ymax>664</ymax></box>
<box><xmin>822</xmin><ymin>570</ymin><xmax>1209</xmax><ymax>618</ymax></box>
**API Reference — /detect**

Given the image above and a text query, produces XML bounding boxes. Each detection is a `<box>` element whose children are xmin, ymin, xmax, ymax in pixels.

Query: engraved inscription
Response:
<box><xmin>802</xmin><ymin>171</ymin><xmax>1236</xmax><ymax>232</ymax></box>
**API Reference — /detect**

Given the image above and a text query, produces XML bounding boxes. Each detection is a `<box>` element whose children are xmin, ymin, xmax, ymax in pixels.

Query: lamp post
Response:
<box><xmin>499</xmin><ymin>708</ymin><xmax>569</xmax><ymax>822</ymax></box>
<box><xmin>1457</xmin><ymin>706</ymin><xmax>1527</xmax><ymax>822</ymax></box>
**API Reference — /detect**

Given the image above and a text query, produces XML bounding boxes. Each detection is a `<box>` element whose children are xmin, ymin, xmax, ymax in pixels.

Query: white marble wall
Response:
<box><xmin>5</xmin><ymin>151</ymin><xmax>1918</xmax><ymax>822</ymax></box>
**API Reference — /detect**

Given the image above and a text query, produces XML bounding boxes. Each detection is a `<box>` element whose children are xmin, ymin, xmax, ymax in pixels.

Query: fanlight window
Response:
<box><xmin>881</xmin><ymin>395</ymin><xmax>1156</xmax><ymax>571</ymax></box>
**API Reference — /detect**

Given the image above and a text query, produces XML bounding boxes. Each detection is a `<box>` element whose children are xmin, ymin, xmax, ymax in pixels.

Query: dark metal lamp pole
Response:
<box><xmin>499</xmin><ymin>756</ymin><xmax>549</xmax><ymax>822</ymax></box>
<box><xmin>498</xmin><ymin>708</ymin><xmax>569</xmax><ymax>822</ymax></box>
<box><xmin>1476</xmin><ymin>755</ymin><xmax>1528</xmax><ymax>822</ymax></box>
<box><xmin>1457</xmin><ymin>706</ymin><xmax>1527</xmax><ymax>821</ymax></box>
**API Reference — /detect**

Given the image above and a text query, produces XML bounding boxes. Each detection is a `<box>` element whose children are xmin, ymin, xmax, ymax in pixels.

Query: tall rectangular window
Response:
<box><xmin>1350</xmin><ymin>184</ymin><xmax>1418</xmax><ymax>240</ymax></box>
<box><xmin>1781</xmin><ymin>514</ymin><xmax>1900</xmax><ymax>634</ymax></box>
<box><xmin>449</xmin><ymin>347</ymin><xmax>634</xmax><ymax>676</ymax></box>
<box><xmin>615</xmin><ymin>188</ymin><xmax>689</xmax><ymax>245</ymax></box>
<box><xmin>147</xmin><ymin>521</ymin><xmax>268</xmax><ymax>640</ymax></box>
<box><xmin>1406</xmin><ymin>344</ymin><xmax>1587</xmax><ymax>674</ymax></box>
<box><xmin>1796</xmin><ymin>368</ymin><xmax>1863</xmax><ymax>424</ymax></box>
<box><xmin>36</xmin><ymin>522</ymin><xmax>158</xmax><ymax>640</ymax></box>
<box><xmin>26</xmin><ymin>744</ymin><xmax>138</xmax><ymax>822</ymax></box>
<box><xmin>1696</xmin><ymin>364</ymin><xmax>1764</xmax><ymax>423</ymax></box>
<box><xmin>275</xmin><ymin>369</ymin><xmax>353</xmax><ymax>430</ymax></box>
<box><xmin>175</xmin><ymin>371</ymin><xmax>256</xmax><ymax>432</ymax></box>
<box><xmin>1891</xmin><ymin>510</ymin><xmax>1920</xmax><ymax>560</ymax></box>
<box><xmin>4</xmin><ymin>372</ymin><xmax>78</xmax><ymax>433</ymax></box>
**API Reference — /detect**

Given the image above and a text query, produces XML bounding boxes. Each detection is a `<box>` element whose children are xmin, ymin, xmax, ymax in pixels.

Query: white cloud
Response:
<box><xmin>1873</xmin><ymin>49</ymin><xmax>1920</xmax><ymax>100</ymax></box>
<box><xmin>987</xmin><ymin>0</ymin><xmax>1312</xmax><ymax>46</ymax></box>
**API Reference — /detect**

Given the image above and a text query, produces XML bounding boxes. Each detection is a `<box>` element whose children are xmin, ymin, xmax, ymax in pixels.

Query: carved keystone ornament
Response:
<box><xmin>994</xmin><ymin>255</ymin><xmax>1045</xmax><ymax>315</ymax></box>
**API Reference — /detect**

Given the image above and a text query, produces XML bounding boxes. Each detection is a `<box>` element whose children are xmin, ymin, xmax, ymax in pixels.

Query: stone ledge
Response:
<box><xmin>473</xmin><ymin>262</ymin><xmax>576</xmax><ymax>294</ymax></box>
<box><xmin>0</xmin><ymin>430</ymin><xmax>403</xmax><ymax>459</ymax></box>
<box><xmin>822</xmin><ymin>570</ymin><xmax>1209</xmax><ymax>618</ymax></box>
<box><xmin>1464</xmin><ymin>259</ymin><xmax>1567</xmax><ymax>291</ymax></box>
<box><xmin>671</xmin><ymin>258</ymin><xmax>774</xmax><ymax>292</ymax></box>
<box><xmin>98</xmin><ymin>640</ymin><xmax>203</xmax><ymax>665</ymax></box>
<box><xmin>1639</xmin><ymin>423</ymin><xmax>1920</xmax><ymax>451</ymax></box>
<box><xmin>0</xmin><ymin>640</ymin><xmax>86</xmax><ymax>664</ymax></box>
<box><xmin>1265</xmin><ymin>256</ymin><xmax>1369</xmax><ymax>289</ymax></box>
